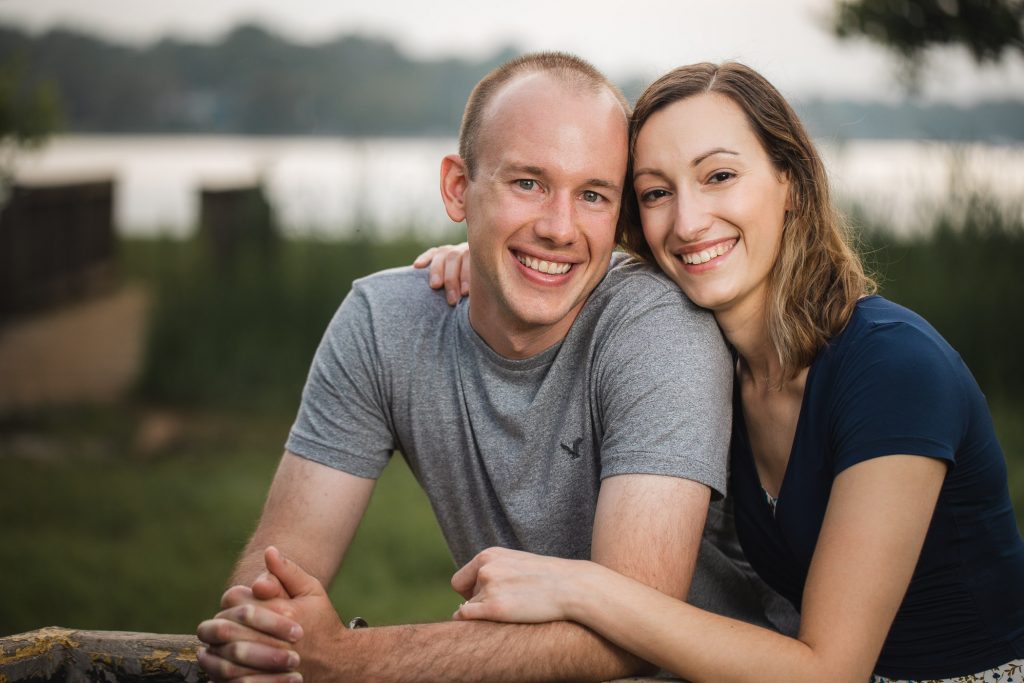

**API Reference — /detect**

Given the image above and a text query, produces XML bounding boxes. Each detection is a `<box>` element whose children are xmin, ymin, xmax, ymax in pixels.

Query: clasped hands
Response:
<box><xmin>196</xmin><ymin>547</ymin><xmax>343</xmax><ymax>682</ymax></box>
<box><xmin>196</xmin><ymin>546</ymin><xmax>577</xmax><ymax>682</ymax></box>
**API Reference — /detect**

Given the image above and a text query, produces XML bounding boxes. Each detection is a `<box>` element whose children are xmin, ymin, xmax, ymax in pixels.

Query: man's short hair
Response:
<box><xmin>458</xmin><ymin>52</ymin><xmax>631</xmax><ymax>179</ymax></box>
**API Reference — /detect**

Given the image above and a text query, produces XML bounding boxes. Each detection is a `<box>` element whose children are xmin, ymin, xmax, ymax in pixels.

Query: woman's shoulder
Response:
<box><xmin>815</xmin><ymin>297</ymin><xmax>979</xmax><ymax>472</ymax></box>
<box><xmin>815</xmin><ymin>295</ymin><xmax>974</xmax><ymax>412</ymax></box>
<box><xmin>829</xmin><ymin>296</ymin><xmax>955</xmax><ymax>364</ymax></box>
<box><xmin>847</xmin><ymin>295</ymin><xmax>937</xmax><ymax>335</ymax></box>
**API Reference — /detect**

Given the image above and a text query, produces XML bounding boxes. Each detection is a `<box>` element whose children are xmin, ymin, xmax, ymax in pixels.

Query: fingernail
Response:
<box><xmin>287</xmin><ymin>651</ymin><xmax>300</xmax><ymax>669</ymax></box>
<box><xmin>289</xmin><ymin>624</ymin><xmax>303</xmax><ymax>641</ymax></box>
<box><xmin>288</xmin><ymin>674</ymin><xmax>303</xmax><ymax>683</ymax></box>
<box><xmin>430</xmin><ymin>275</ymin><xmax>440</xmax><ymax>286</ymax></box>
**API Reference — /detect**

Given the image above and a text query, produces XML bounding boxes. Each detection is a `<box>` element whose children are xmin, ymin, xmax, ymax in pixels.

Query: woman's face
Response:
<box><xmin>634</xmin><ymin>93</ymin><xmax>791</xmax><ymax>319</ymax></box>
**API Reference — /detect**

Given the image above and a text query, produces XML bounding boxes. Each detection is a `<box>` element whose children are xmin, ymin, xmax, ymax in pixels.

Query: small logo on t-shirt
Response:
<box><xmin>560</xmin><ymin>437</ymin><xmax>584</xmax><ymax>460</ymax></box>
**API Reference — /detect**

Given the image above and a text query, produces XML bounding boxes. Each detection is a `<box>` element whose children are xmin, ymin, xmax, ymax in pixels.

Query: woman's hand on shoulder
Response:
<box><xmin>412</xmin><ymin>243</ymin><xmax>471</xmax><ymax>306</ymax></box>
<box><xmin>450</xmin><ymin>547</ymin><xmax>586</xmax><ymax>624</ymax></box>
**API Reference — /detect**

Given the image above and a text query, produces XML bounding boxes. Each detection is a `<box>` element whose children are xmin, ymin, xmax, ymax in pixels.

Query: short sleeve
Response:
<box><xmin>595</xmin><ymin>288</ymin><xmax>733</xmax><ymax>497</ymax></box>
<box><xmin>829</xmin><ymin>321</ymin><xmax>965</xmax><ymax>475</ymax></box>
<box><xmin>285</xmin><ymin>284</ymin><xmax>395</xmax><ymax>478</ymax></box>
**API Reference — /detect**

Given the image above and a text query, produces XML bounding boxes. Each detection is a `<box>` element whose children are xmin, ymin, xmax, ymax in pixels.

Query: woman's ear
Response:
<box><xmin>440</xmin><ymin>154</ymin><xmax>470</xmax><ymax>223</ymax></box>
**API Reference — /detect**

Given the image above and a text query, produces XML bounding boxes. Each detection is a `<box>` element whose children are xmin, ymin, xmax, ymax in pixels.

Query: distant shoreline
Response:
<box><xmin>13</xmin><ymin>135</ymin><xmax>1024</xmax><ymax>239</ymax></box>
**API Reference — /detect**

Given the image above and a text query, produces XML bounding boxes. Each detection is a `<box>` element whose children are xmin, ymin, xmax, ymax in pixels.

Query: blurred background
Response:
<box><xmin>0</xmin><ymin>0</ymin><xmax>1022</xmax><ymax>637</ymax></box>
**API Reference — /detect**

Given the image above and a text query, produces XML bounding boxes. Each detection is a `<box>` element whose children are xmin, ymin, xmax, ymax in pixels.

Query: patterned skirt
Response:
<box><xmin>870</xmin><ymin>659</ymin><xmax>1024</xmax><ymax>683</ymax></box>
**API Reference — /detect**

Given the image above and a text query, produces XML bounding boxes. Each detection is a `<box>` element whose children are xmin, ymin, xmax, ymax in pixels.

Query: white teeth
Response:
<box><xmin>681</xmin><ymin>241</ymin><xmax>733</xmax><ymax>265</ymax></box>
<box><xmin>517</xmin><ymin>254</ymin><xmax>572</xmax><ymax>275</ymax></box>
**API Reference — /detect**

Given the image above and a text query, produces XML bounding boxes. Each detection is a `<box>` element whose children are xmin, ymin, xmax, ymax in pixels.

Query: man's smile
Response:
<box><xmin>514</xmin><ymin>251</ymin><xmax>574</xmax><ymax>276</ymax></box>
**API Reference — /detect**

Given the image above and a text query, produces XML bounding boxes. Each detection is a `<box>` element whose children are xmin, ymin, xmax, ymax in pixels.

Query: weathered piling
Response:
<box><xmin>0</xmin><ymin>627</ymin><xmax>207</xmax><ymax>682</ymax></box>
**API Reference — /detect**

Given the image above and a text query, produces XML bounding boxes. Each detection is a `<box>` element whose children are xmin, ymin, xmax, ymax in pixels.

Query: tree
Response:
<box><xmin>0</xmin><ymin>58</ymin><xmax>62</xmax><ymax>200</ymax></box>
<box><xmin>832</xmin><ymin>0</ymin><xmax>1024</xmax><ymax>87</ymax></box>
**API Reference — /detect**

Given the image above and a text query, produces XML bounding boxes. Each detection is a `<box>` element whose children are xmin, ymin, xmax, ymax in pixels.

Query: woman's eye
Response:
<box><xmin>640</xmin><ymin>188</ymin><xmax>670</xmax><ymax>202</ymax></box>
<box><xmin>708</xmin><ymin>171</ymin><xmax>735</xmax><ymax>184</ymax></box>
<box><xmin>582</xmin><ymin>190</ymin><xmax>602</xmax><ymax>203</ymax></box>
<box><xmin>516</xmin><ymin>179</ymin><xmax>536</xmax><ymax>190</ymax></box>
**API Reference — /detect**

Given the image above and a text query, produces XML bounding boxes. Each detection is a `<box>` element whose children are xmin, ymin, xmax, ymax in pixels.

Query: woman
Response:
<box><xmin>416</xmin><ymin>62</ymin><xmax>1024</xmax><ymax>682</ymax></box>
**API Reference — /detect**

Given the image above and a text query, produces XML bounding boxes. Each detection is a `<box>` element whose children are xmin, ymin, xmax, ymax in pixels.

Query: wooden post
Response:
<box><xmin>198</xmin><ymin>184</ymin><xmax>277</xmax><ymax>269</ymax></box>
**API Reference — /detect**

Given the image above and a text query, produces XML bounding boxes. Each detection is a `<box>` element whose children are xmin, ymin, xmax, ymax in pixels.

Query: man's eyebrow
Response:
<box><xmin>504</xmin><ymin>163</ymin><xmax>547</xmax><ymax>177</ymax></box>
<box><xmin>587</xmin><ymin>177</ymin><xmax>622</xmax><ymax>193</ymax></box>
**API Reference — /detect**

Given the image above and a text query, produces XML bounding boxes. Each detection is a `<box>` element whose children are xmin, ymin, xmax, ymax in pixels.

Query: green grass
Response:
<box><xmin>0</xmin><ymin>411</ymin><xmax>455</xmax><ymax>636</ymax></box>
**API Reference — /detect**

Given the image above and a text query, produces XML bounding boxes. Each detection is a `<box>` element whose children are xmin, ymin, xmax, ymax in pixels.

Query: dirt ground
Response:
<box><xmin>0</xmin><ymin>285</ymin><xmax>149</xmax><ymax>413</ymax></box>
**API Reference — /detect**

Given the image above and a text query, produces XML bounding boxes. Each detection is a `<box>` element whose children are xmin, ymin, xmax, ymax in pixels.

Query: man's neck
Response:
<box><xmin>467</xmin><ymin>303</ymin><xmax>582</xmax><ymax>359</ymax></box>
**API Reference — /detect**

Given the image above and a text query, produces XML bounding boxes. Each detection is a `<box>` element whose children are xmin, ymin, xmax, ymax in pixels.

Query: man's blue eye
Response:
<box><xmin>517</xmin><ymin>180</ymin><xmax>535</xmax><ymax>190</ymax></box>
<box><xmin>582</xmin><ymin>191</ymin><xmax>601</xmax><ymax>203</ymax></box>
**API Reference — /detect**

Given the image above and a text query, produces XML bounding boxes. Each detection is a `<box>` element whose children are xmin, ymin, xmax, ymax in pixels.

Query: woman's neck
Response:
<box><xmin>715</xmin><ymin>295</ymin><xmax>782</xmax><ymax>391</ymax></box>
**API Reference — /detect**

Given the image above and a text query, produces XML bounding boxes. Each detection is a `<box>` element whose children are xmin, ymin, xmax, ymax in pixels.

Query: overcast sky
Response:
<box><xmin>2</xmin><ymin>0</ymin><xmax>1023</xmax><ymax>102</ymax></box>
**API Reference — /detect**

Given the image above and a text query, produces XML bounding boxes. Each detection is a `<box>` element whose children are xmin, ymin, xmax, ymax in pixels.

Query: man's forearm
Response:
<box><xmin>309</xmin><ymin>618</ymin><xmax>653</xmax><ymax>682</ymax></box>
<box><xmin>229</xmin><ymin>541</ymin><xmax>268</xmax><ymax>587</ymax></box>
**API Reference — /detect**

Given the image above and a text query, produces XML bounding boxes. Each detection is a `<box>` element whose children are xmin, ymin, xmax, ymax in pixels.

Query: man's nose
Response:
<box><xmin>534</xmin><ymin>192</ymin><xmax>576</xmax><ymax>245</ymax></box>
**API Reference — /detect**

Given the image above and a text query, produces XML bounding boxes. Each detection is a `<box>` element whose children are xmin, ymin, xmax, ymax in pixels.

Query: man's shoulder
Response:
<box><xmin>351</xmin><ymin>264</ymin><xmax>429</xmax><ymax>294</ymax></box>
<box><xmin>349</xmin><ymin>265</ymin><xmax>452</xmax><ymax>315</ymax></box>
<box><xmin>330</xmin><ymin>265</ymin><xmax>457</xmax><ymax>347</ymax></box>
<box><xmin>587</xmin><ymin>252</ymin><xmax>708</xmax><ymax>320</ymax></box>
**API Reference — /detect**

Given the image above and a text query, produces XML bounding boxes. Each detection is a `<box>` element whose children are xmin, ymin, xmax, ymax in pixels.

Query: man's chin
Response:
<box><xmin>508</xmin><ymin>292</ymin><xmax>588</xmax><ymax>330</ymax></box>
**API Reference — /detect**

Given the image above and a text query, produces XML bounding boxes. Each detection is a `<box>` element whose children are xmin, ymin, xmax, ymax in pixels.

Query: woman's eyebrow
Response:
<box><xmin>692</xmin><ymin>147</ymin><xmax>739</xmax><ymax>167</ymax></box>
<box><xmin>632</xmin><ymin>148</ymin><xmax>741</xmax><ymax>181</ymax></box>
<box><xmin>632</xmin><ymin>167</ymin><xmax>669</xmax><ymax>181</ymax></box>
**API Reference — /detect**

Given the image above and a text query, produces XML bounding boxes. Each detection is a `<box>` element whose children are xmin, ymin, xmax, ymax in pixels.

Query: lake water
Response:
<box><xmin>14</xmin><ymin>135</ymin><xmax>1024</xmax><ymax>239</ymax></box>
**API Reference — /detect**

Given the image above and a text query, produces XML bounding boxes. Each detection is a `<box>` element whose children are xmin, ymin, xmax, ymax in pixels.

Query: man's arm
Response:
<box><xmin>230</xmin><ymin>450</ymin><xmax>375</xmax><ymax>587</ymax></box>
<box><xmin>197</xmin><ymin>451</ymin><xmax>375</xmax><ymax>679</ymax></box>
<box><xmin>298</xmin><ymin>473</ymin><xmax>710</xmax><ymax>682</ymax></box>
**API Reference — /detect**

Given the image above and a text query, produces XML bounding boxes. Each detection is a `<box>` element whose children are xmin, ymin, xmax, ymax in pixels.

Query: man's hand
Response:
<box><xmin>258</xmin><ymin>546</ymin><xmax>350</xmax><ymax>680</ymax></box>
<box><xmin>197</xmin><ymin>547</ymin><xmax>340</xmax><ymax>682</ymax></box>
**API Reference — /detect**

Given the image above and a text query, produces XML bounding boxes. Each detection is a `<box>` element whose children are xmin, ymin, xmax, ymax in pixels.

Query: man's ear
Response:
<box><xmin>440</xmin><ymin>154</ymin><xmax>470</xmax><ymax>223</ymax></box>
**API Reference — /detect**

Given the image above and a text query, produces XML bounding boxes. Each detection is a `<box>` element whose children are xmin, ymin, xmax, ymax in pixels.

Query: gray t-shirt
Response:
<box><xmin>287</xmin><ymin>253</ymin><xmax>797</xmax><ymax>631</ymax></box>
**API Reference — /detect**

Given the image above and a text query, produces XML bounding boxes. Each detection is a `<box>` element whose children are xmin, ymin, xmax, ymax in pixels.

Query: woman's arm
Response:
<box><xmin>453</xmin><ymin>454</ymin><xmax>947</xmax><ymax>683</ymax></box>
<box><xmin>412</xmin><ymin>243</ymin><xmax>470</xmax><ymax>305</ymax></box>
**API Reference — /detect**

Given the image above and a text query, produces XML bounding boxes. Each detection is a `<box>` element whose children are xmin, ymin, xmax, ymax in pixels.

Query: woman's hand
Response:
<box><xmin>450</xmin><ymin>547</ymin><xmax>588</xmax><ymax>624</ymax></box>
<box><xmin>412</xmin><ymin>243</ymin><xmax>471</xmax><ymax>305</ymax></box>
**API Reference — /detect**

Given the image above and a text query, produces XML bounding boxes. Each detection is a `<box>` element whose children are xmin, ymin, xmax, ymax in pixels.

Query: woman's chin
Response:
<box><xmin>677</xmin><ymin>282</ymin><xmax>737</xmax><ymax>314</ymax></box>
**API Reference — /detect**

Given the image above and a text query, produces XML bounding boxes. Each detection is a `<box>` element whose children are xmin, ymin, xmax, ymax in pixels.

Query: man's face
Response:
<box><xmin>450</xmin><ymin>73</ymin><xmax>628</xmax><ymax>358</ymax></box>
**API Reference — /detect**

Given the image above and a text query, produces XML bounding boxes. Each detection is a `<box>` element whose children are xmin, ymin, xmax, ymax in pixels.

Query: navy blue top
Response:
<box><xmin>732</xmin><ymin>296</ymin><xmax>1024</xmax><ymax>678</ymax></box>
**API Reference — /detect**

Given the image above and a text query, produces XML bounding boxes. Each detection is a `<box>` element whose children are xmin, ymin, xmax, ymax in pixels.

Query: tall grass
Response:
<box><xmin>123</xmin><ymin>234</ymin><xmax>453</xmax><ymax>412</ymax></box>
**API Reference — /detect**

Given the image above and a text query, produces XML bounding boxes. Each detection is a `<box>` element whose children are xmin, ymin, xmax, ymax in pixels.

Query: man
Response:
<box><xmin>197</xmin><ymin>52</ymin><xmax>790</xmax><ymax>682</ymax></box>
